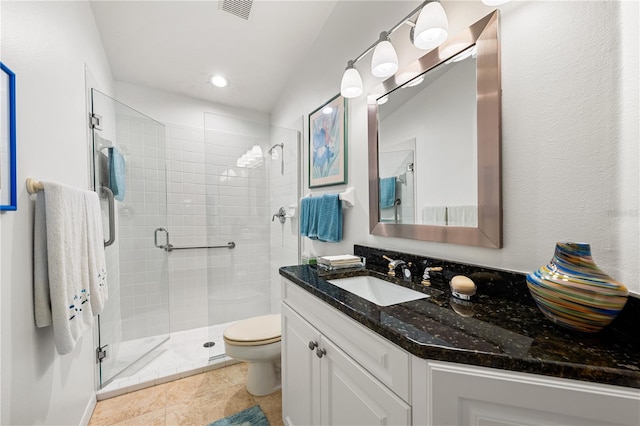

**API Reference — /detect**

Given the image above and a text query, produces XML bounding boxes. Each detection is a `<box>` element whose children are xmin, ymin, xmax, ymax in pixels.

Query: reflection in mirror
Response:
<box><xmin>378</xmin><ymin>49</ymin><xmax>477</xmax><ymax>226</ymax></box>
<box><xmin>378</xmin><ymin>138</ymin><xmax>415</xmax><ymax>224</ymax></box>
<box><xmin>368</xmin><ymin>10</ymin><xmax>502</xmax><ymax>248</ymax></box>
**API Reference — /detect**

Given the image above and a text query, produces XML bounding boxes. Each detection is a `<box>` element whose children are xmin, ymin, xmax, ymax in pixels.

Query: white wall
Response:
<box><xmin>271</xmin><ymin>0</ymin><xmax>640</xmax><ymax>295</ymax></box>
<box><xmin>0</xmin><ymin>1</ymin><xmax>113</xmax><ymax>424</ymax></box>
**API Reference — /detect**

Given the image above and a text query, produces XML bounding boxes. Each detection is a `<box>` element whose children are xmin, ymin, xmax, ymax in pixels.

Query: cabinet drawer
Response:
<box><xmin>282</xmin><ymin>277</ymin><xmax>411</xmax><ymax>401</ymax></box>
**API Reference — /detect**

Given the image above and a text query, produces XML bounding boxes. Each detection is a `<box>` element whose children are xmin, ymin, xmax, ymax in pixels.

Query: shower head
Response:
<box><xmin>268</xmin><ymin>143</ymin><xmax>284</xmax><ymax>155</ymax></box>
<box><xmin>268</xmin><ymin>143</ymin><xmax>285</xmax><ymax>174</ymax></box>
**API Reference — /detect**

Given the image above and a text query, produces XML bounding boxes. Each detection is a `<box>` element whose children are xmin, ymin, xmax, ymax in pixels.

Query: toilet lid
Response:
<box><xmin>223</xmin><ymin>314</ymin><xmax>281</xmax><ymax>345</ymax></box>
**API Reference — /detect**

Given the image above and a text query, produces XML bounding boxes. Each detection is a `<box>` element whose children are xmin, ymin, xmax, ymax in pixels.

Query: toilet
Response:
<box><xmin>223</xmin><ymin>313</ymin><xmax>282</xmax><ymax>396</ymax></box>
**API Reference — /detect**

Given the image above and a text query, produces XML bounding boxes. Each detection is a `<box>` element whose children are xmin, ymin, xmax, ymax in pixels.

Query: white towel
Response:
<box><xmin>34</xmin><ymin>192</ymin><xmax>52</xmax><ymax>327</ymax></box>
<box><xmin>84</xmin><ymin>191</ymin><xmax>108</xmax><ymax>315</ymax></box>
<box><xmin>33</xmin><ymin>182</ymin><xmax>97</xmax><ymax>355</ymax></box>
<box><xmin>447</xmin><ymin>205</ymin><xmax>478</xmax><ymax>227</ymax></box>
<box><xmin>422</xmin><ymin>206</ymin><xmax>447</xmax><ymax>226</ymax></box>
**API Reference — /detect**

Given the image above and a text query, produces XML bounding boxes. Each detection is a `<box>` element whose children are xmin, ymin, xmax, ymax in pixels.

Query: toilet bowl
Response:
<box><xmin>223</xmin><ymin>314</ymin><xmax>281</xmax><ymax>396</ymax></box>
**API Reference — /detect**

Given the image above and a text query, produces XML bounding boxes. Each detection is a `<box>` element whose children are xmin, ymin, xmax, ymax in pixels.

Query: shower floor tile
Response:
<box><xmin>97</xmin><ymin>323</ymin><xmax>234</xmax><ymax>400</ymax></box>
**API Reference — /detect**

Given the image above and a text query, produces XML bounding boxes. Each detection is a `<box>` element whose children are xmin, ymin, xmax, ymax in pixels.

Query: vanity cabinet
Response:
<box><xmin>413</xmin><ymin>360</ymin><xmax>640</xmax><ymax>426</ymax></box>
<box><xmin>282</xmin><ymin>304</ymin><xmax>410</xmax><ymax>426</ymax></box>
<box><xmin>281</xmin><ymin>279</ymin><xmax>411</xmax><ymax>426</ymax></box>
<box><xmin>281</xmin><ymin>275</ymin><xmax>640</xmax><ymax>426</ymax></box>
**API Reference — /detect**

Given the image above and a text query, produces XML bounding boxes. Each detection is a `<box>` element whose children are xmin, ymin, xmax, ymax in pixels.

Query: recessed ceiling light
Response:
<box><xmin>210</xmin><ymin>74</ymin><xmax>229</xmax><ymax>88</ymax></box>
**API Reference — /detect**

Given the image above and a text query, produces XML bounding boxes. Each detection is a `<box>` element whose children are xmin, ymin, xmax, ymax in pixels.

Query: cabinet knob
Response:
<box><xmin>316</xmin><ymin>347</ymin><xmax>326</xmax><ymax>358</ymax></box>
<box><xmin>308</xmin><ymin>341</ymin><xmax>318</xmax><ymax>350</ymax></box>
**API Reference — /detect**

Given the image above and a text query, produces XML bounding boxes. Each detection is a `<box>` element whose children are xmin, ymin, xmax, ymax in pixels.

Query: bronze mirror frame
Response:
<box><xmin>368</xmin><ymin>10</ymin><xmax>502</xmax><ymax>248</ymax></box>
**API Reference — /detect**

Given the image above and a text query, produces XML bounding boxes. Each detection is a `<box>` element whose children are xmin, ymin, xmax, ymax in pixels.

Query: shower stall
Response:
<box><xmin>90</xmin><ymin>89</ymin><xmax>301</xmax><ymax>391</ymax></box>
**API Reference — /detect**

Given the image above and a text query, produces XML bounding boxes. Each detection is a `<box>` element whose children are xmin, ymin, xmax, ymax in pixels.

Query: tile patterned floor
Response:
<box><xmin>90</xmin><ymin>363</ymin><xmax>283</xmax><ymax>426</ymax></box>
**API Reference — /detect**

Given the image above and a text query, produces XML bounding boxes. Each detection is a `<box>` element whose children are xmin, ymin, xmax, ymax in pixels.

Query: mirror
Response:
<box><xmin>368</xmin><ymin>10</ymin><xmax>502</xmax><ymax>248</ymax></box>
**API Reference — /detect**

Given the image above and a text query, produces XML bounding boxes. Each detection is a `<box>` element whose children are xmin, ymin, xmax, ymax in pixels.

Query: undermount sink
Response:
<box><xmin>327</xmin><ymin>275</ymin><xmax>429</xmax><ymax>307</ymax></box>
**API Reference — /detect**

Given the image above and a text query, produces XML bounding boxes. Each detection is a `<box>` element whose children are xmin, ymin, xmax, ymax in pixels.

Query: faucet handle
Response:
<box><xmin>421</xmin><ymin>261</ymin><xmax>443</xmax><ymax>286</ymax></box>
<box><xmin>382</xmin><ymin>255</ymin><xmax>396</xmax><ymax>275</ymax></box>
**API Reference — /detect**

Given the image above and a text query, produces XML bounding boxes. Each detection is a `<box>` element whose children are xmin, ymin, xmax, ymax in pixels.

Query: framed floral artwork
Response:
<box><xmin>308</xmin><ymin>94</ymin><xmax>347</xmax><ymax>188</ymax></box>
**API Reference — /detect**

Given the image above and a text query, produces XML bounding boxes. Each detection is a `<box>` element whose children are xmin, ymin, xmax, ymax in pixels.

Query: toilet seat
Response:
<box><xmin>223</xmin><ymin>314</ymin><xmax>281</xmax><ymax>347</ymax></box>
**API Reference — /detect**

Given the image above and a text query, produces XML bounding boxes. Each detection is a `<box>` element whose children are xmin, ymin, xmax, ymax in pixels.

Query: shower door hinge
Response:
<box><xmin>90</xmin><ymin>113</ymin><xmax>102</xmax><ymax>130</ymax></box>
<box><xmin>96</xmin><ymin>344</ymin><xmax>108</xmax><ymax>364</ymax></box>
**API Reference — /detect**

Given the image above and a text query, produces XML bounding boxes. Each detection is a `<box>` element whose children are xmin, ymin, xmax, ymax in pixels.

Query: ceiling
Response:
<box><xmin>90</xmin><ymin>0</ymin><xmax>338</xmax><ymax>113</ymax></box>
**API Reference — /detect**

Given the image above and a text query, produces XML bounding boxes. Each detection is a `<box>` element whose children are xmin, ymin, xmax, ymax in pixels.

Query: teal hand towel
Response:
<box><xmin>306</xmin><ymin>197</ymin><xmax>320</xmax><ymax>240</ymax></box>
<box><xmin>300</xmin><ymin>196</ymin><xmax>319</xmax><ymax>240</ymax></box>
<box><xmin>300</xmin><ymin>197</ymin><xmax>311</xmax><ymax>237</ymax></box>
<box><xmin>317</xmin><ymin>194</ymin><xmax>342</xmax><ymax>243</ymax></box>
<box><xmin>108</xmin><ymin>147</ymin><xmax>126</xmax><ymax>202</ymax></box>
<box><xmin>379</xmin><ymin>176</ymin><xmax>396</xmax><ymax>209</ymax></box>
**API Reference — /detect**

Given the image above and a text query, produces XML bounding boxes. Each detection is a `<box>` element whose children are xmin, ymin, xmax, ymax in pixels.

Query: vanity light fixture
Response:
<box><xmin>340</xmin><ymin>60</ymin><xmax>364</xmax><ymax>98</ymax></box>
<box><xmin>411</xmin><ymin>1</ymin><xmax>448</xmax><ymax>50</ymax></box>
<box><xmin>210</xmin><ymin>74</ymin><xmax>229</xmax><ymax>88</ymax></box>
<box><xmin>339</xmin><ymin>0</ymin><xmax>449</xmax><ymax>99</ymax></box>
<box><xmin>371</xmin><ymin>32</ymin><xmax>399</xmax><ymax>78</ymax></box>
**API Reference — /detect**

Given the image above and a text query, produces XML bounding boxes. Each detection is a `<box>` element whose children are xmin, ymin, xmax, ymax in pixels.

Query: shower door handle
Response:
<box><xmin>154</xmin><ymin>228</ymin><xmax>169</xmax><ymax>250</ymax></box>
<box><xmin>101</xmin><ymin>187</ymin><xmax>115</xmax><ymax>247</ymax></box>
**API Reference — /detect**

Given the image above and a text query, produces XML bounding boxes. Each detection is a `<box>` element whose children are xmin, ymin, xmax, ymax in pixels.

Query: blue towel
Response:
<box><xmin>300</xmin><ymin>197</ymin><xmax>311</xmax><ymax>238</ymax></box>
<box><xmin>379</xmin><ymin>176</ymin><xmax>396</xmax><ymax>209</ymax></box>
<box><xmin>300</xmin><ymin>197</ymin><xmax>318</xmax><ymax>239</ymax></box>
<box><xmin>317</xmin><ymin>194</ymin><xmax>342</xmax><ymax>242</ymax></box>
<box><xmin>108</xmin><ymin>147</ymin><xmax>126</xmax><ymax>202</ymax></box>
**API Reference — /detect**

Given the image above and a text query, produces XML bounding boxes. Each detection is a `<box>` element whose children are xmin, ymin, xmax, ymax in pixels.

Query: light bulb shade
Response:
<box><xmin>413</xmin><ymin>1</ymin><xmax>449</xmax><ymax>50</ymax></box>
<box><xmin>340</xmin><ymin>67</ymin><xmax>363</xmax><ymax>98</ymax></box>
<box><xmin>251</xmin><ymin>145</ymin><xmax>263</xmax><ymax>157</ymax></box>
<box><xmin>371</xmin><ymin>40</ymin><xmax>399</xmax><ymax>78</ymax></box>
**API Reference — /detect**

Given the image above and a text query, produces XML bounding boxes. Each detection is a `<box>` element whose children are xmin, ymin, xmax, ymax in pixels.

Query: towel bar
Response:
<box><xmin>26</xmin><ymin>177</ymin><xmax>44</xmax><ymax>194</ymax></box>
<box><xmin>303</xmin><ymin>186</ymin><xmax>355</xmax><ymax>208</ymax></box>
<box><xmin>26</xmin><ymin>178</ymin><xmax>115</xmax><ymax>247</ymax></box>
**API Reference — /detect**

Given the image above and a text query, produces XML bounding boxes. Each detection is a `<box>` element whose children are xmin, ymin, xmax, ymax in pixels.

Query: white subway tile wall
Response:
<box><xmin>116</xmin><ymin>114</ymin><xmax>170</xmax><ymax>341</ymax></box>
<box><xmin>203</xmin><ymin>125</ymin><xmax>271</xmax><ymax>327</ymax></box>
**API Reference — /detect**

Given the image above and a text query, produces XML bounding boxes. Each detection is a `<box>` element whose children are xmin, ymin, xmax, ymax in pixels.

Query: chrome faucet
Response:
<box><xmin>382</xmin><ymin>255</ymin><xmax>412</xmax><ymax>281</ymax></box>
<box><xmin>382</xmin><ymin>255</ymin><xmax>404</xmax><ymax>276</ymax></box>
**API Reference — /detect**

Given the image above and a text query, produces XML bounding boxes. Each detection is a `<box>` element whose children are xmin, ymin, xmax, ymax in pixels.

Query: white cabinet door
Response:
<box><xmin>320</xmin><ymin>336</ymin><xmax>411</xmax><ymax>426</ymax></box>
<box><xmin>282</xmin><ymin>304</ymin><xmax>321</xmax><ymax>426</ymax></box>
<box><xmin>428</xmin><ymin>362</ymin><xmax>640</xmax><ymax>426</ymax></box>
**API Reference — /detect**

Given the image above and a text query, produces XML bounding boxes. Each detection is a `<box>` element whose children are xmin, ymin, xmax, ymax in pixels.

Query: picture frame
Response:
<box><xmin>0</xmin><ymin>62</ymin><xmax>17</xmax><ymax>211</ymax></box>
<box><xmin>308</xmin><ymin>94</ymin><xmax>347</xmax><ymax>188</ymax></box>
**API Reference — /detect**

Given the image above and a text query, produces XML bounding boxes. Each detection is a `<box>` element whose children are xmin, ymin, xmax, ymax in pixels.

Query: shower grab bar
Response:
<box><xmin>164</xmin><ymin>242</ymin><xmax>236</xmax><ymax>252</ymax></box>
<box><xmin>26</xmin><ymin>178</ymin><xmax>115</xmax><ymax>247</ymax></box>
<box><xmin>154</xmin><ymin>227</ymin><xmax>235</xmax><ymax>252</ymax></box>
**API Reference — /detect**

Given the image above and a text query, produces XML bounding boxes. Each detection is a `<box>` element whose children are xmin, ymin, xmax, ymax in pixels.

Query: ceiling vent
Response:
<box><xmin>219</xmin><ymin>0</ymin><xmax>253</xmax><ymax>20</ymax></box>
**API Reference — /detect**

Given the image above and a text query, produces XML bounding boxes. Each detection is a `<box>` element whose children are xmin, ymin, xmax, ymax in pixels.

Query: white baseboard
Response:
<box><xmin>79</xmin><ymin>392</ymin><xmax>97</xmax><ymax>426</ymax></box>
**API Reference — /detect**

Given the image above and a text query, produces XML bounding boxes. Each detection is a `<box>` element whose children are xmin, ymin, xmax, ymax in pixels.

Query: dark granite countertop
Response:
<box><xmin>279</xmin><ymin>246</ymin><xmax>640</xmax><ymax>389</ymax></box>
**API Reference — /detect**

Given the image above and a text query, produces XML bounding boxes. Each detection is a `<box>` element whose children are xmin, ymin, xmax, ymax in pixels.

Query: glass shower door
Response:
<box><xmin>91</xmin><ymin>89</ymin><xmax>170</xmax><ymax>387</ymax></box>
